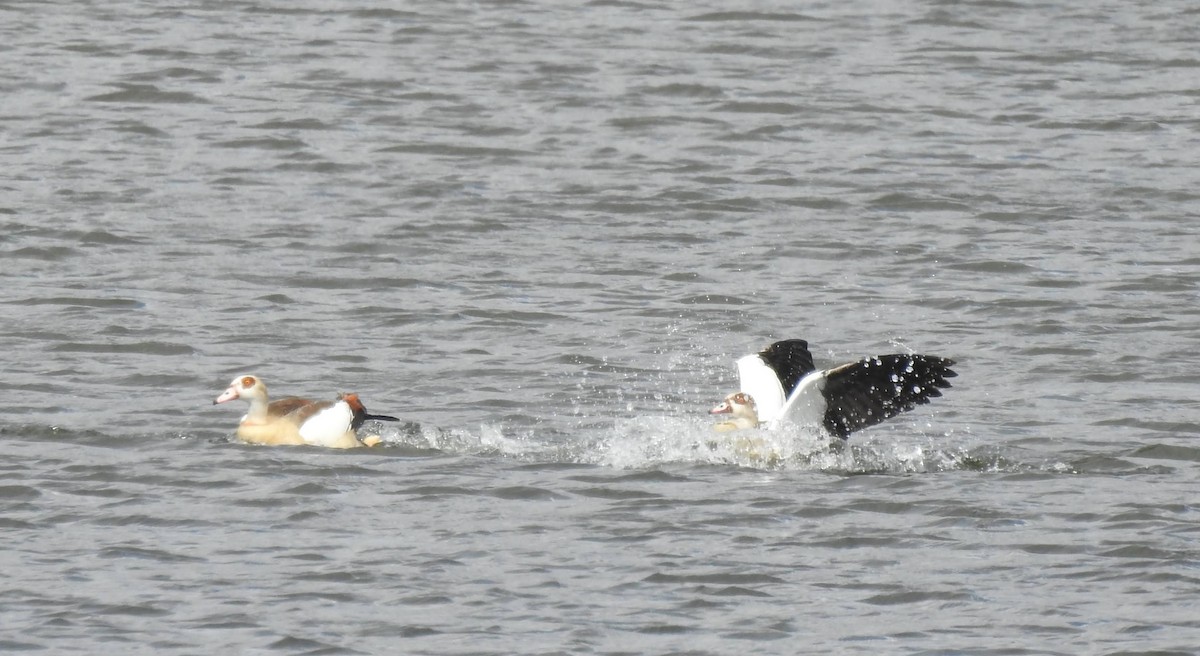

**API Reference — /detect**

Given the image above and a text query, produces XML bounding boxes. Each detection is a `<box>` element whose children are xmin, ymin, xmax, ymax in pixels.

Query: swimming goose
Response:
<box><xmin>710</xmin><ymin>339</ymin><xmax>956</xmax><ymax>438</ymax></box>
<box><xmin>213</xmin><ymin>375</ymin><xmax>398</xmax><ymax>448</ymax></box>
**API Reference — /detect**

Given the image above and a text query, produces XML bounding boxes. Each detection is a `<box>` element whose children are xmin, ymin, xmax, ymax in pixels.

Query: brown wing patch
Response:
<box><xmin>267</xmin><ymin>397</ymin><xmax>317</xmax><ymax>419</ymax></box>
<box><xmin>284</xmin><ymin>399</ymin><xmax>336</xmax><ymax>426</ymax></box>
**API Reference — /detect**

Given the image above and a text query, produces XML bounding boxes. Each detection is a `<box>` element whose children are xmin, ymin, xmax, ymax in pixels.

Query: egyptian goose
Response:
<box><xmin>710</xmin><ymin>339</ymin><xmax>957</xmax><ymax>438</ymax></box>
<box><xmin>213</xmin><ymin>375</ymin><xmax>399</xmax><ymax>448</ymax></box>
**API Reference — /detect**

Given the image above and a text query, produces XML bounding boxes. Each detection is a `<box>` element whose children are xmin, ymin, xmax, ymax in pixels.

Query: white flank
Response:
<box><xmin>298</xmin><ymin>402</ymin><xmax>353</xmax><ymax>447</ymax></box>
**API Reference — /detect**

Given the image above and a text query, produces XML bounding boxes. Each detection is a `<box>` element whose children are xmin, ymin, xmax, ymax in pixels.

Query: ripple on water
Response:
<box><xmin>2</xmin><ymin>1</ymin><xmax>1199</xmax><ymax>653</ymax></box>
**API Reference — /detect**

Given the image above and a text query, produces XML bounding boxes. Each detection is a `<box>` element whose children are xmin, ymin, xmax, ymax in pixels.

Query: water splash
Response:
<box><xmin>366</xmin><ymin>415</ymin><xmax>1007</xmax><ymax>474</ymax></box>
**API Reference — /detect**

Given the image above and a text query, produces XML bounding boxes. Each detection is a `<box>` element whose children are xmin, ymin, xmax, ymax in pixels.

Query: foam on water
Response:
<box><xmin>355</xmin><ymin>414</ymin><xmax>1045</xmax><ymax>475</ymax></box>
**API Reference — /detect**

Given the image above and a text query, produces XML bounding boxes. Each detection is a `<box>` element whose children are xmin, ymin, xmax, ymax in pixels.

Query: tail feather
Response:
<box><xmin>363</xmin><ymin>412</ymin><xmax>400</xmax><ymax>423</ymax></box>
<box><xmin>339</xmin><ymin>392</ymin><xmax>401</xmax><ymax>432</ymax></box>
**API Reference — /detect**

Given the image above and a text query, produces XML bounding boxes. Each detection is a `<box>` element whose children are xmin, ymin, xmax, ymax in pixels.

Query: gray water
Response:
<box><xmin>2</xmin><ymin>1</ymin><xmax>1199</xmax><ymax>654</ymax></box>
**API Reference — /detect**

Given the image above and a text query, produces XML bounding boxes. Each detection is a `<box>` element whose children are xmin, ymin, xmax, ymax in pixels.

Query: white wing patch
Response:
<box><xmin>298</xmin><ymin>403</ymin><xmax>353</xmax><ymax>447</ymax></box>
<box><xmin>737</xmin><ymin>354</ymin><xmax>786</xmax><ymax>424</ymax></box>
<box><xmin>769</xmin><ymin>370</ymin><xmax>830</xmax><ymax>431</ymax></box>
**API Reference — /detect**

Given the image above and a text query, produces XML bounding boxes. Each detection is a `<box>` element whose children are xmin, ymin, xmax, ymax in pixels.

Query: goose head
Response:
<box><xmin>213</xmin><ymin>374</ymin><xmax>268</xmax><ymax>405</ymax></box>
<box><xmin>709</xmin><ymin>392</ymin><xmax>759</xmax><ymax>430</ymax></box>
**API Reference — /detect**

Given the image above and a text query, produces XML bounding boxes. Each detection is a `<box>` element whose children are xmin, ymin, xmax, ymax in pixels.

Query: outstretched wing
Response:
<box><xmin>756</xmin><ymin>339</ymin><xmax>816</xmax><ymax>395</ymax></box>
<box><xmin>817</xmin><ymin>354</ymin><xmax>957</xmax><ymax>439</ymax></box>
<box><xmin>736</xmin><ymin>339</ymin><xmax>818</xmax><ymax>424</ymax></box>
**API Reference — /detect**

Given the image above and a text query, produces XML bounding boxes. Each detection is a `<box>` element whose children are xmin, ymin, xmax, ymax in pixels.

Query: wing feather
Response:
<box><xmin>819</xmin><ymin>355</ymin><xmax>957</xmax><ymax>439</ymax></box>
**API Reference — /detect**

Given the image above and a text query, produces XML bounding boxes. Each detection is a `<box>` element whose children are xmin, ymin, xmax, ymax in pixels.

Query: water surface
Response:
<box><xmin>2</xmin><ymin>1</ymin><xmax>1199</xmax><ymax>654</ymax></box>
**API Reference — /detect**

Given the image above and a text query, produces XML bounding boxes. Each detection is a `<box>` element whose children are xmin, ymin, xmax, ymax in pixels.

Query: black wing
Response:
<box><xmin>757</xmin><ymin>339</ymin><xmax>818</xmax><ymax>397</ymax></box>
<box><xmin>821</xmin><ymin>354</ymin><xmax>957</xmax><ymax>439</ymax></box>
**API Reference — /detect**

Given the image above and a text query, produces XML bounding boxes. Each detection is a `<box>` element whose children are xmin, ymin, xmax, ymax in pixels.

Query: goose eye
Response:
<box><xmin>241</xmin><ymin>376</ymin><xmax>256</xmax><ymax>388</ymax></box>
